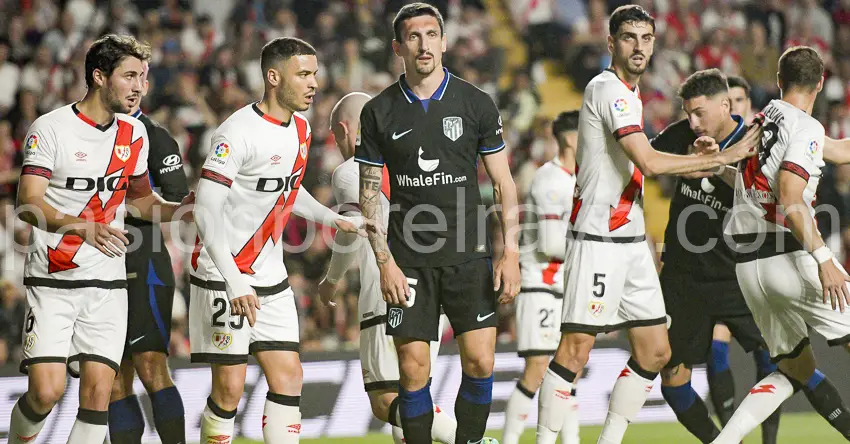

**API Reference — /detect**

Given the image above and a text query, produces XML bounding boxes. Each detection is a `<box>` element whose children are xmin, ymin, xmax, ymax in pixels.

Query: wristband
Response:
<box><xmin>812</xmin><ymin>246</ymin><xmax>834</xmax><ymax>264</ymax></box>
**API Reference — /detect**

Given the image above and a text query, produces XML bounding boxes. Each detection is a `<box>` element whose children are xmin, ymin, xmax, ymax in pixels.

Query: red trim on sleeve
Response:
<box><xmin>779</xmin><ymin>161</ymin><xmax>810</xmax><ymax>182</ymax></box>
<box><xmin>21</xmin><ymin>166</ymin><xmax>52</xmax><ymax>179</ymax></box>
<box><xmin>613</xmin><ymin>125</ymin><xmax>643</xmax><ymax>140</ymax></box>
<box><xmin>200</xmin><ymin>168</ymin><xmax>233</xmax><ymax>188</ymax></box>
<box><xmin>539</xmin><ymin>214</ymin><xmax>561</xmax><ymax>220</ymax></box>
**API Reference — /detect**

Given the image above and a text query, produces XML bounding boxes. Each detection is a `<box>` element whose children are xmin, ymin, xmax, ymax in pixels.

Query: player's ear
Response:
<box><xmin>391</xmin><ymin>40</ymin><xmax>401</xmax><ymax>57</ymax></box>
<box><xmin>776</xmin><ymin>72</ymin><xmax>782</xmax><ymax>92</ymax></box>
<box><xmin>607</xmin><ymin>35</ymin><xmax>615</xmax><ymax>55</ymax></box>
<box><xmin>93</xmin><ymin>68</ymin><xmax>105</xmax><ymax>87</ymax></box>
<box><xmin>817</xmin><ymin>75</ymin><xmax>825</xmax><ymax>93</ymax></box>
<box><xmin>441</xmin><ymin>33</ymin><xmax>447</xmax><ymax>53</ymax></box>
<box><xmin>266</xmin><ymin>68</ymin><xmax>280</xmax><ymax>87</ymax></box>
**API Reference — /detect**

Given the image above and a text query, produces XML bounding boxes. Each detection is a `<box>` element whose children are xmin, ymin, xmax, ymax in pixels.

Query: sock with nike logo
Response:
<box><xmin>713</xmin><ymin>372</ymin><xmax>795</xmax><ymax>443</ymax></box>
<box><xmin>9</xmin><ymin>393</ymin><xmax>50</xmax><ymax>443</ymax></box>
<box><xmin>263</xmin><ymin>393</ymin><xmax>301</xmax><ymax>443</ymax></box>
<box><xmin>598</xmin><ymin>358</ymin><xmax>658</xmax><ymax>444</ymax></box>
<box><xmin>201</xmin><ymin>396</ymin><xmax>236</xmax><ymax>444</ymax></box>
<box><xmin>68</xmin><ymin>408</ymin><xmax>108</xmax><ymax>443</ymax></box>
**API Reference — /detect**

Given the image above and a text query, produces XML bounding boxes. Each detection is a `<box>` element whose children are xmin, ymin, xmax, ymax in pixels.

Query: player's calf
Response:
<box><xmin>70</xmin><ymin>361</ymin><xmax>118</xmax><ymax>444</ymax></box>
<box><xmin>456</xmin><ymin>328</ymin><xmax>497</xmax><ymax>444</ymax></box>
<box><xmin>109</xmin><ymin>360</ymin><xmax>145</xmax><ymax>444</ymax></box>
<box><xmin>707</xmin><ymin>339</ymin><xmax>735</xmax><ymax>426</ymax></box>
<box><xmin>202</xmin><ymin>364</ymin><xmax>247</xmax><ymax>444</ymax></box>
<box><xmin>778</xmin><ymin>349</ymin><xmax>850</xmax><ymax>439</ymax></box>
<box><xmin>504</xmin><ymin>356</ymin><xmax>551</xmax><ymax>444</ymax></box>
<box><xmin>537</xmin><ymin>332</ymin><xmax>594</xmax><ymax>444</ymax></box>
<box><xmin>396</xmin><ymin>339</ymin><xmax>433</xmax><ymax>444</ymax></box>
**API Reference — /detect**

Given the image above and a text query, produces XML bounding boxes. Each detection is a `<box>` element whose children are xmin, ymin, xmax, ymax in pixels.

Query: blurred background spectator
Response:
<box><xmin>0</xmin><ymin>0</ymin><xmax>847</xmax><ymax>367</ymax></box>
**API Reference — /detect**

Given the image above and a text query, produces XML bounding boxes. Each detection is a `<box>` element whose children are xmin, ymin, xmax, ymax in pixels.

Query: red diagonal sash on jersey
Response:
<box><xmin>542</xmin><ymin>259</ymin><xmax>563</xmax><ymax>285</ymax></box>
<box><xmin>608</xmin><ymin>167</ymin><xmax>643</xmax><ymax>231</ymax></box>
<box><xmin>742</xmin><ymin>156</ymin><xmax>785</xmax><ymax>226</ymax></box>
<box><xmin>232</xmin><ymin>117</ymin><xmax>311</xmax><ymax>275</ymax></box>
<box><xmin>48</xmin><ymin>120</ymin><xmax>143</xmax><ymax>273</ymax></box>
<box><xmin>381</xmin><ymin>166</ymin><xmax>391</xmax><ymax>199</ymax></box>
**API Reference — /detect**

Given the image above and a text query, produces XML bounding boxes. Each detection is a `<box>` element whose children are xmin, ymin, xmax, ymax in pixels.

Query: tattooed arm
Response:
<box><xmin>359</xmin><ymin>163</ymin><xmax>409</xmax><ymax>305</ymax></box>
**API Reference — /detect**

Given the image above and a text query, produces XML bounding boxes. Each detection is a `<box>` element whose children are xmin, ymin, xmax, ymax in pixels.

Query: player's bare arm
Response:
<box><xmin>619</xmin><ymin>125</ymin><xmax>760</xmax><ymax>177</ymax></box>
<box><xmin>823</xmin><ymin>136</ymin><xmax>850</xmax><ymax>164</ymax></box>
<box><xmin>17</xmin><ymin>173</ymin><xmax>129</xmax><ymax>257</ymax></box>
<box><xmin>359</xmin><ymin>163</ymin><xmax>409</xmax><ymax>306</ymax></box>
<box><xmin>194</xmin><ymin>177</ymin><xmax>260</xmax><ymax>326</ymax></box>
<box><xmin>778</xmin><ymin>170</ymin><xmax>850</xmax><ymax>312</ymax></box>
<box><xmin>292</xmin><ymin>187</ymin><xmax>370</xmax><ymax>236</ymax></box>
<box><xmin>319</xmin><ymin>229</ymin><xmax>359</xmax><ymax>307</ymax></box>
<box><xmin>482</xmin><ymin>149</ymin><xmax>521</xmax><ymax>303</ymax></box>
<box><xmin>125</xmin><ymin>172</ymin><xmax>195</xmax><ymax>223</ymax></box>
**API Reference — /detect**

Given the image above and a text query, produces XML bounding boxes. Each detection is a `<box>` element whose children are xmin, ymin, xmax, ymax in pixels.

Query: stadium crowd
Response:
<box><xmin>0</xmin><ymin>0</ymin><xmax>848</xmax><ymax>368</ymax></box>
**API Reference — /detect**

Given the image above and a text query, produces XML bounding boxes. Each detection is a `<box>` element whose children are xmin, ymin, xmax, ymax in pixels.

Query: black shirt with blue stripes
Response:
<box><xmin>354</xmin><ymin>68</ymin><xmax>505</xmax><ymax>267</ymax></box>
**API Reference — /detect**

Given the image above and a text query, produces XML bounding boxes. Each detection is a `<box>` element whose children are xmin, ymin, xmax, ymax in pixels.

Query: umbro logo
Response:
<box><xmin>392</xmin><ymin>129</ymin><xmax>412</xmax><ymax>140</ymax></box>
<box><xmin>271</xmin><ymin>155</ymin><xmax>281</xmax><ymax>165</ymax></box>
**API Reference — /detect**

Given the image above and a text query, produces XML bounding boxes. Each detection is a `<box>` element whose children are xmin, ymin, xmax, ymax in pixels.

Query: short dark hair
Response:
<box><xmin>260</xmin><ymin>37</ymin><xmax>317</xmax><ymax>73</ymax></box>
<box><xmin>609</xmin><ymin>5</ymin><xmax>655</xmax><ymax>37</ymax></box>
<box><xmin>678</xmin><ymin>69</ymin><xmax>729</xmax><ymax>101</ymax></box>
<box><xmin>778</xmin><ymin>46</ymin><xmax>824</xmax><ymax>91</ymax></box>
<box><xmin>552</xmin><ymin>110</ymin><xmax>580</xmax><ymax>137</ymax></box>
<box><xmin>393</xmin><ymin>2</ymin><xmax>445</xmax><ymax>42</ymax></box>
<box><xmin>726</xmin><ymin>76</ymin><xmax>751</xmax><ymax>95</ymax></box>
<box><xmin>85</xmin><ymin>34</ymin><xmax>151</xmax><ymax>88</ymax></box>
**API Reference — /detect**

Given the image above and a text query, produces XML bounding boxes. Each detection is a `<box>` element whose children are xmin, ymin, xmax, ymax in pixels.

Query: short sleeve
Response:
<box><xmin>530</xmin><ymin>172</ymin><xmax>567</xmax><ymax>220</ymax></box>
<box><xmin>200</xmin><ymin>131</ymin><xmax>246</xmax><ymax>187</ymax></box>
<box><xmin>477</xmin><ymin>94</ymin><xmax>505</xmax><ymax>155</ymax></box>
<box><xmin>781</xmin><ymin>121</ymin><xmax>825</xmax><ymax>181</ymax></box>
<box><xmin>649</xmin><ymin>119</ymin><xmax>694</xmax><ymax>155</ymax></box>
<box><xmin>600</xmin><ymin>85</ymin><xmax>644</xmax><ymax>140</ymax></box>
<box><xmin>132</xmin><ymin>124</ymin><xmax>150</xmax><ymax>177</ymax></box>
<box><xmin>21</xmin><ymin>118</ymin><xmax>58</xmax><ymax>178</ymax></box>
<box><xmin>354</xmin><ymin>103</ymin><xmax>384</xmax><ymax>167</ymax></box>
<box><xmin>331</xmin><ymin>163</ymin><xmax>361</xmax><ymax>216</ymax></box>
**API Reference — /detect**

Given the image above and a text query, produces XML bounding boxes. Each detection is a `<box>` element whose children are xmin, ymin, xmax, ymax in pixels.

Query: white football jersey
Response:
<box><xmin>331</xmin><ymin>158</ymin><xmax>390</xmax><ymax>321</ymax></box>
<box><xmin>191</xmin><ymin>104</ymin><xmax>312</xmax><ymax>287</ymax></box>
<box><xmin>728</xmin><ymin>100</ymin><xmax>825</xmax><ymax>237</ymax></box>
<box><xmin>570</xmin><ymin>69</ymin><xmax>645</xmax><ymax>239</ymax></box>
<box><xmin>520</xmin><ymin>158</ymin><xmax>575</xmax><ymax>291</ymax></box>
<box><xmin>21</xmin><ymin>103</ymin><xmax>149</xmax><ymax>284</ymax></box>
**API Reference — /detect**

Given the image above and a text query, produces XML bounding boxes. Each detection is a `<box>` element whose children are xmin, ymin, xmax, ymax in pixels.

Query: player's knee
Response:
<box><xmin>134</xmin><ymin>353</ymin><xmax>174</xmax><ymax>393</ymax></box>
<box><xmin>79</xmin><ymin>375</ymin><xmax>115</xmax><ymax>410</ymax></box>
<box><xmin>266</xmin><ymin>361</ymin><xmax>303</xmax><ymax>395</ymax></box>
<box><xmin>521</xmin><ymin>357</ymin><xmax>549</xmax><ymax>390</ymax></box>
<box><xmin>637</xmin><ymin>344</ymin><xmax>672</xmax><ymax>373</ymax></box>
<box><xmin>29</xmin><ymin>383</ymin><xmax>64</xmax><ymax>412</ymax></box>
<box><xmin>212</xmin><ymin>374</ymin><xmax>247</xmax><ymax>409</ymax></box>
<box><xmin>462</xmin><ymin>353</ymin><xmax>494</xmax><ymax>378</ymax></box>
<box><xmin>368</xmin><ymin>393</ymin><xmax>394</xmax><ymax>422</ymax></box>
<box><xmin>556</xmin><ymin>334</ymin><xmax>594</xmax><ymax>369</ymax></box>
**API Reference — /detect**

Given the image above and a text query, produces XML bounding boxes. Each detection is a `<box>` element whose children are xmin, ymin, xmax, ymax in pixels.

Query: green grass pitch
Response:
<box><xmin>233</xmin><ymin>412</ymin><xmax>843</xmax><ymax>443</ymax></box>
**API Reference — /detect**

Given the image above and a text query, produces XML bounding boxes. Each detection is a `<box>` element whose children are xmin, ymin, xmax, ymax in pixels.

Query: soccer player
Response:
<box><xmin>319</xmin><ymin>91</ymin><xmax>457</xmax><ymax>444</ymax></box>
<box><xmin>190</xmin><ymin>37</ymin><xmax>366</xmax><ymax>444</ymax></box>
<box><xmin>534</xmin><ymin>6</ymin><xmax>760</xmax><ymax>444</ymax></box>
<box><xmin>503</xmin><ymin>111</ymin><xmax>580</xmax><ymax>444</ymax></box>
<box><xmin>715</xmin><ymin>46</ymin><xmax>850</xmax><ymax>443</ymax></box>
<box><xmin>355</xmin><ymin>3</ymin><xmax>521</xmax><ymax>443</ymax></box>
<box><xmin>11</xmin><ymin>34</ymin><xmax>193</xmax><ymax>443</ymax></box>
<box><xmin>727</xmin><ymin>76</ymin><xmax>754</xmax><ymax>123</ymax></box>
<box><xmin>108</xmin><ymin>61</ymin><xmax>189</xmax><ymax>444</ymax></box>
<box><xmin>650</xmin><ymin>69</ymin><xmax>778</xmax><ymax>444</ymax></box>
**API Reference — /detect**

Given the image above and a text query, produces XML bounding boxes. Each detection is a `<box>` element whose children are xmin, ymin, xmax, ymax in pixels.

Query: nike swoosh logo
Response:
<box><xmin>477</xmin><ymin>312</ymin><xmax>495</xmax><ymax>322</ymax></box>
<box><xmin>129</xmin><ymin>336</ymin><xmax>145</xmax><ymax>345</ymax></box>
<box><xmin>392</xmin><ymin>129</ymin><xmax>413</xmax><ymax>140</ymax></box>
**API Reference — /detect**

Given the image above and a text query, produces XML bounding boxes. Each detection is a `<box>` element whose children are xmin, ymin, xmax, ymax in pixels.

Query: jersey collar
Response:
<box><xmin>605</xmin><ymin>68</ymin><xmax>637</xmax><ymax>92</ymax></box>
<box><xmin>252</xmin><ymin>102</ymin><xmax>291</xmax><ymax>127</ymax></box>
<box><xmin>398</xmin><ymin>67</ymin><xmax>451</xmax><ymax>104</ymax></box>
<box><xmin>130</xmin><ymin>108</ymin><xmax>143</xmax><ymax>118</ymax></box>
<box><xmin>72</xmin><ymin>102</ymin><xmax>115</xmax><ymax>132</ymax></box>
<box><xmin>718</xmin><ymin>115</ymin><xmax>746</xmax><ymax>150</ymax></box>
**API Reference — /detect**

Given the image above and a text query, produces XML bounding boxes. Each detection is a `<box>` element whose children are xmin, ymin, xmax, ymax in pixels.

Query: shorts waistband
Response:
<box><xmin>190</xmin><ymin>275</ymin><xmax>290</xmax><ymax>296</ymax></box>
<box><xmin>568</xmin><ymin>230</ymin><xmax>646</xmax><ymax>244</ymax></box>
<box><xmin>23</xmin><ymin>277</ymin><xmax>127</xmax><ymax>289</ymax></box>
<box><xmin>519</xmin><ymin>287</ymin><xmax>564</xmax><ymax>298</ymax></box>
<box><xmin>732</xmin><ymin>232</ymin><xmax>804</xmax><ymax>263</ymax></box>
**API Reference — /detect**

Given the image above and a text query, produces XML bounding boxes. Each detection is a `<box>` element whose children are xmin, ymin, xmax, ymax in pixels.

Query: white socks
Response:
<box><xmin>503</xmin><ymin>383</ymin><xmax>535</xmax><ymax>444</ymax></box>
<box><xmin>597</xmin><ymin>359</ymin><xmax>657</xmax><ymax>444</ymax></box>
<box><xmin>201</xmin><ymin>397</ymin><xmax>236</xmax><ymax>444</ymax></box>
<box><xmin>537</xmin><ymin>364</ymin><xmax>578</xmax><ymax>444</ymax></box>
<box><xmin>8</xmin><ymin>395</ymin><xmax>49</xmax><ymax>444</ymax></box>
<box><xmin>68</xmin><ymin>408</ymin><xmax>108</xmax><ymax>444</ymax></box>
<box><xmin>712</xmin><ymin>372</ymin><xmax>795</xmax><ymax>443</ymax></box>
<box><xmin>263</xmin><ymin>393</ymin><xmax>302</xmax><ymax>443</ymax></box>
